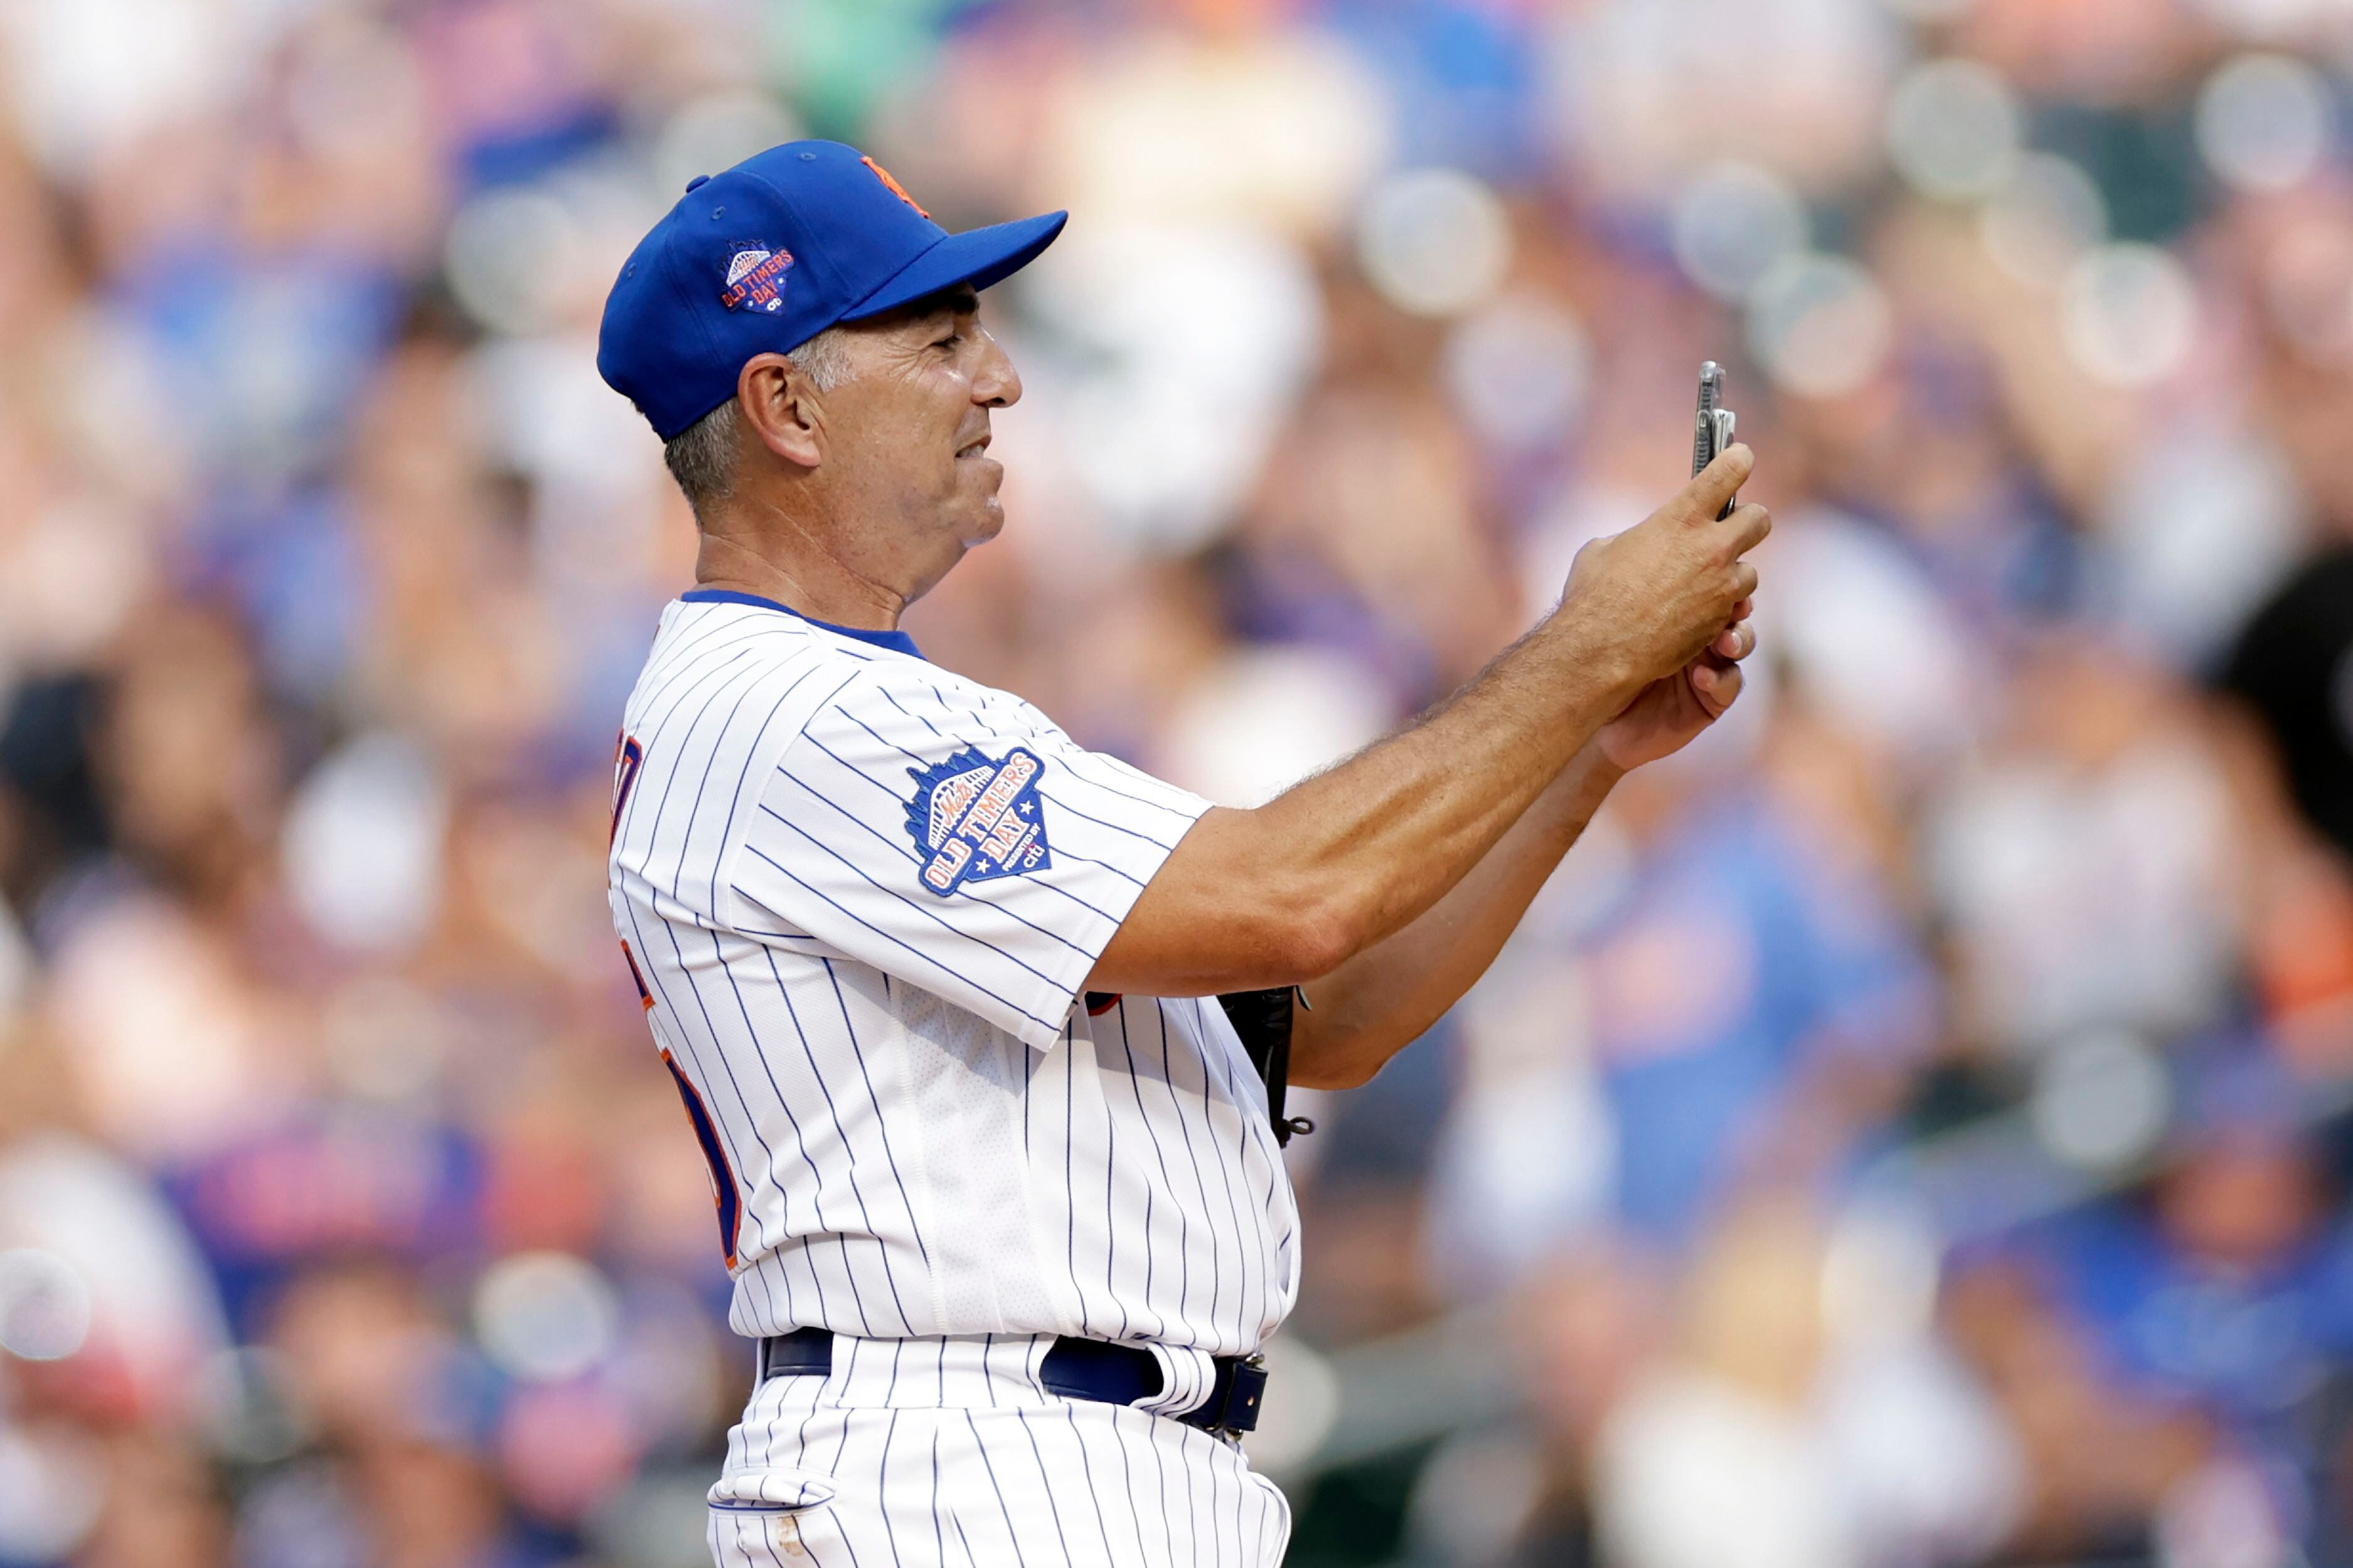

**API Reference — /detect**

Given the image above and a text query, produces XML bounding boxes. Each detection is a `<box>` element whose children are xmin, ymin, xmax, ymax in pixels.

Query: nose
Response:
<box><xmin>972</xmin><ymin>326</ymin><xmax>1021</xmax><ymax>410</ymax></box>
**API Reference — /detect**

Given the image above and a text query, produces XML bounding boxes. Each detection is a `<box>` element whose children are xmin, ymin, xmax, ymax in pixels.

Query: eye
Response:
<box><xmin>933</xmin><ymin>331</ymin><xmax>961</xmax><ymax>351</ymax></box>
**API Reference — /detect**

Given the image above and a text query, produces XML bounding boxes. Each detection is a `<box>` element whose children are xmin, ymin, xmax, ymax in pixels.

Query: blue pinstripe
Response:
<box><xmin>1186</xmin><ymin>1000</ymin><xmax>1262</xmax><ymax>1346</ymax></box>
<box><xmin>701</xmin><ymin>665</ymin><xmax>854</xmax><ymax>913</ymax></box>
<box><xmin>1117</xmin><ymin>1005</ymin><xmax>1195</xmax><ymax>1333</ymax></box>
<box><xmin>1053</xmin><ymin>749</ymin><xmax>1211</xmax><ymax>825</ymax></box>
<box><xmin>741</xmin><ymin>840</ymin><xmax>1061</xmax><ymax>1035</ymax></box>
<box><xmin>814</xmin><ymin>957</ymin><xmax>933</xmax><ymax>1269</ymax></box>
<box><xmin>752</xmin><ymin>806</ymin><xmax>1076</xmax><ymax>995</ymax></box>
<box><xmin>962</xmin><ymin>1412</ymin><xmax>1039</xmax><ymax>1568</ymax></box>
<box><xmin>1153</xmin><ymin>1004</ymin><xmax>1232</xmax><ymax>1341</ymax></box>
<box><xmin>1031</xmin><ymin>790</ymin><xmax>1179</xmax><ymax>851</ymax></box>
<box><xmin>713</xmin><ymin>936</ymin><xmax>883</xmax><ymax>1337</ymax></box>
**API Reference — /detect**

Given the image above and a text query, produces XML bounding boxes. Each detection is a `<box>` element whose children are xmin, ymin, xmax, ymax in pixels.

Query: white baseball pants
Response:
<box><xmin>707</xmin><ymin>1334</ymin><xmax>1293</xmax><ymax>1568</ymax></box>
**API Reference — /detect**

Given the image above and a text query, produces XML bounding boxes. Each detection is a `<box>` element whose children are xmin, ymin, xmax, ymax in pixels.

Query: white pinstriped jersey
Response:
<box><xmin>608</xmin><ymin>590</ymin><xmax>1300</xmax><ymax>1357</ymax></box>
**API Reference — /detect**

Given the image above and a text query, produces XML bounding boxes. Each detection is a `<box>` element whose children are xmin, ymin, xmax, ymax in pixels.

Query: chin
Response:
<box><xmin>960</xmin><ymin>499</ymin><xmax>1007</xmax><ymax>548</ymax></box>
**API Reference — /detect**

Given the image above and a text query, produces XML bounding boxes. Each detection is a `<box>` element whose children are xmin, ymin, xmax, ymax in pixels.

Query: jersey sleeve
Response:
<box><xmin>725</xmin><ymin>665</ymin><xmax>1213</xmax><ymax>1051</ymax></box>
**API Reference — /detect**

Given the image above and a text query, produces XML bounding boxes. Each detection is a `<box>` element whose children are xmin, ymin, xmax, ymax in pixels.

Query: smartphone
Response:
<box><xmin>1692</xmin><ymin>362</ymin><xmax>1737</xmax><ymax>519</ymax></box>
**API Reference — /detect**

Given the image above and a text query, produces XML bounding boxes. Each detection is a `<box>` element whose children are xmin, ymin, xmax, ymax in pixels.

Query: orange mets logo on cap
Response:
<box><xmin>720</xmin><ymin>245</ymin><xmax>794</xmax><ymax>313</ymax></box>
<box><xmin>861</xmin><ymin>156</ymin><xmax>930</xmax><ymax>220</ymax></box>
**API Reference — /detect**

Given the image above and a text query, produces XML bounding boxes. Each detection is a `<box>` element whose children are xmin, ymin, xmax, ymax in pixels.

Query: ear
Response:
<box><xmin>738</xmin><ymin>352</ymin><xmax>826</xmax><ymax>469</ymax></box>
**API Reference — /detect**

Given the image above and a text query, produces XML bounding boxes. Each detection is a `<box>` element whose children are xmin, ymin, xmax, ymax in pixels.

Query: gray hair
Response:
<box><xmin>661</xmin><ymin>328</ymin><xmax>854</xmax><ymax>521</ymax></box>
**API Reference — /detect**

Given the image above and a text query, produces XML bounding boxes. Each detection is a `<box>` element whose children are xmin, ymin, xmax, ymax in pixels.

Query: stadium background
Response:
<box><xmin>4</xmin><ymin>0</ymin><xmax>2353</xmax><ymax>1564</ymax></box>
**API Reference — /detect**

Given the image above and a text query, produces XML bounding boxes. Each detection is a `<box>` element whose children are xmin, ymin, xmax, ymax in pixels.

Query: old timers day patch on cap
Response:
<box><xmin>905</xmin><ymin>746</ymin><xmax>1052</xmax><ymax>896</ymax></box>
<box><xmin>721</xmin><ymin>245</ymin><xmax>794</xmax><ymax>312</ymax></box>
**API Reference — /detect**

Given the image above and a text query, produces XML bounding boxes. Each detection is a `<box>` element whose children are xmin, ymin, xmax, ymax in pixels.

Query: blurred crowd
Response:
<box><xmin>3</xmin><ymin>0</ymin><xmax>2353</xmax><ymax>1565</ymax></box>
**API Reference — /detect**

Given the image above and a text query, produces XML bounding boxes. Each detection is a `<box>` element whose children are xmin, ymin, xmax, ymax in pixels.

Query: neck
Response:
<box><xmin>693</xmin><ymin>498</ymin><xmax>908</xmax><ymax>632</ymax></box>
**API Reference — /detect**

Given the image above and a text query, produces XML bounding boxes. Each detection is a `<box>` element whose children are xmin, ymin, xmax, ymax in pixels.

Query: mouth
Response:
<box><xmin>955</xmin><ymin>435</ymin><xmax>992</xmax><ymax>462</ymax></box>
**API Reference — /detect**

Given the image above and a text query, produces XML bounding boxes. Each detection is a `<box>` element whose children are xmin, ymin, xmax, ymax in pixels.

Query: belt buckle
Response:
<box><xmin>1202</xmin><ymin>1353</ymin><xmax>1268</xmax><ymax>1438</ymax></box>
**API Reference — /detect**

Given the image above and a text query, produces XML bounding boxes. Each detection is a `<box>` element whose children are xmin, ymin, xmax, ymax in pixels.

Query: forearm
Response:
<box><xmin>1091</xmin><ymin>617</ymin><xmax>1640</xmax><ymax>995</ymax></box>
<box><xmin>1087</xmin><ymin>445</ymin><xmax>1763</xmax><ymax>998</ymax></box>
<box><xmin>1289</xmin><ymin>744</ymin><xmax>1623</xmax><ymax>1088</ymax></box>
<box><xmin>1248</xmin><ymin>619</ymin><xmax>1638</xmax><ymax>951</ymax></box>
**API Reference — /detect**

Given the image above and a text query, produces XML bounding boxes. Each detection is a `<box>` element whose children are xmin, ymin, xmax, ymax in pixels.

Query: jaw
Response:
<box><xmin>899</xmin><ymin>532</ymin><xmax>975</xmax><ymax>608</ymax></box>
<box><xmin>886</xmin><ymin>483</ymin><xmax>1006</xmax><ymax>608</ymax></box>
<box><xmin>785</xmin><ymin>438</ymin><xmax>1007</xmax><ymax>610</ymax></box>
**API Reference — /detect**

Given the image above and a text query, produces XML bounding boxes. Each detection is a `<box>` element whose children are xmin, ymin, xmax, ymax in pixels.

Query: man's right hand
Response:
<box><xmin>1552</xmin><ymin>444</ymin><xmax>1768</xmax><ymax>699</ymax></box>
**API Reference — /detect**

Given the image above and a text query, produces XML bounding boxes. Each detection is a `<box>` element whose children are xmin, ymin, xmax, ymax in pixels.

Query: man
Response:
<box><xmin>597</xmin><ymin>140</ymin><xmax>1764</xmax><ymax>1568</ymax></box>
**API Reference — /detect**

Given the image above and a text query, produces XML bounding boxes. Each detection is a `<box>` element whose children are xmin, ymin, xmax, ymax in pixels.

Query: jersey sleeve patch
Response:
<box><xmin>904</xmin><ymin>745</ymin><xmax>1052</xmax><ymax>896</ymax></box>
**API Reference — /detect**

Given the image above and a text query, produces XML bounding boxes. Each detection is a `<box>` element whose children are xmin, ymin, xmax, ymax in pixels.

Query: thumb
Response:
<box><xmin>1682</xmin><ymin>444</ymin><xmax>1753</xmax><ymax>523</ymax></box>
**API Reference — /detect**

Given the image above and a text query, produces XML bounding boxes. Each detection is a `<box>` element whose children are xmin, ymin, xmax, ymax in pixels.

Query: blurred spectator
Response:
<box><xmin>1430</xmin><ymin>691</ymin><xmax>1937</xmax><ymax>1285</ymax></box>
<box><xmin>1949</xmin><ymin>1038</ymin><xmax>2353</xmax><ymax>1564</ymax></box>
<box><xmin>1927</xmin><ymin>633</ymin><xmax>2240</xmax><ymax>1059</ymax></box>
<box><xmin>1592</xmin><ymin>1197</ymin><xmax>2019</xmax><ymax>1568</ymax></box>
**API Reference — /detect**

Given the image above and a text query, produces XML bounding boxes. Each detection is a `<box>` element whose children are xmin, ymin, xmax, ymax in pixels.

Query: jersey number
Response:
<box><xmin>623</xmin><ymin>938</ymin><xmax>742</xmax><ymax>1269</ymax></box>
<box><xmin>662</xmin><ymin>1048</ymin><xmax>743</xmax><ymax>1270</ymax></box>
<box><xmin>610</xmin><ymin>733</ymin><xmax>645</xmax><ymax>847</ymax></box>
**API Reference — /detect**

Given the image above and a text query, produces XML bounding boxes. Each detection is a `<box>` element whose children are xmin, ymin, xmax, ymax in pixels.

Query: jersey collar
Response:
<box><xmin>680</xmin><ymin>588</ymin><xmax>925</xmax><ymax>661</ymax></box>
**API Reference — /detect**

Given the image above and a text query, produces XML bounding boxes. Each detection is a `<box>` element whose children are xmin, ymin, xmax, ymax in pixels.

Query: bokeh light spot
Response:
<box><xmin>0</xmin><ymin>1249</ymin><xmax>92</xmax><ymax>1362</ymax></box>
<box><xmin>2196</xmin><ymin>53</ymin><xmax>2331</xmax><ymax>193</ymax></box>
<box><xmin>1442</xmin><ymin>291</ymin><xmax>1593</xmax><ymax>453</ymax></box>
<box><xmin>2031</xmin><ymin>1031</ymin><xmax>2172</xmax><ymax>1172</ymax></box>
<box><xmin>474</xmin><ymin>1251</ymin><xmax>622</xmax><ymax>1383</ymax></box>
<box><xmin>1979</xmin><ymin>153</ymin><xmax>2110</xmax><ymax>289</ymax></box>
<box><xmin>1746</xmin><ymin>253</ymin><xmax>1893</xmax><ymax>400</ymax></box>
<box><xmin>1672</xmin><ymin>162</ymin><xmax>1810</xmax><ymax>302</ymax></box>
<box><xmin>282</xmin><ymin>733</ymin><xmax>449</xmax><ymax>955</ymax></box>
<box><xmin>445</xmin><ymin>188</ymin><xmax>585</xmax><ymax>336</ymax></box>
<box><xmin>2061</xmin><ymin>243</ymin><xmax>2200</xmax><ymax>388</ymax></box>
<box><xmin>1356</xmin><ymin>168</ymin><xmax>1513</xmax><ymax>319</ymax></box>
<box><xmin>1886</xmin><ymin>58</ymin><xmax>2024</xmax><ymax>201</ymax></box>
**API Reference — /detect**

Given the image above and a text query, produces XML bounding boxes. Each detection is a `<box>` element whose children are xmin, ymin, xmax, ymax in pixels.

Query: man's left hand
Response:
<box><xmin>1594</xmin><ymin>603</ymin><xmax>1756</xmax><ymax>772</ymax></box>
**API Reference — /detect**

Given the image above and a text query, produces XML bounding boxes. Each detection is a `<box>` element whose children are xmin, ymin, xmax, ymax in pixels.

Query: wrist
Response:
<box><xmin>1532</xmin><ymin>612</ymin><xmax>1648</xmax><ymax>716</ymax></box>
<box><xmin>1582</xmin><ymin>734</ymin><xmax>1635</xmax><ymax>785</ymax></box>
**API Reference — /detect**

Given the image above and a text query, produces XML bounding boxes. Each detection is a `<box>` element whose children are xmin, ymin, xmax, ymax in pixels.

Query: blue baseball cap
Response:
<box><xmin>598</xmin><ymin>140</ymin><xmax>1067</xmax><ymax>440</ymax></box>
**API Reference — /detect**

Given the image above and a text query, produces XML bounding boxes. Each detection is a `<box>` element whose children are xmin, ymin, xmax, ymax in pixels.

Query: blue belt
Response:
<box><xmin>757</xmin><ymin>1328</ymin><xmax>1268</xmax><ymax>1436</ymax></box>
